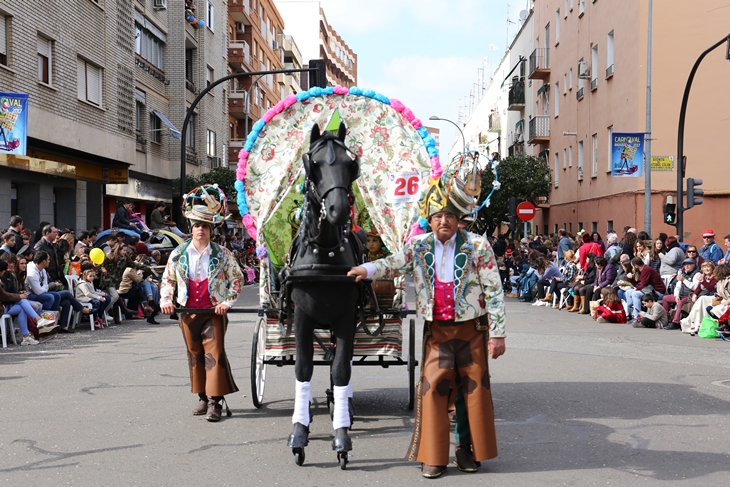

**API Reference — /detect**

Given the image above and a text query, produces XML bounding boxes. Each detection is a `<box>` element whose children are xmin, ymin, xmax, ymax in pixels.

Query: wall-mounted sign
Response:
<box><xmin>0</xmin><ymin>92</ymin><xmax>29</xmax><ymax>156</ymax></box>
<box><xmin>651</xmin><ymin>155</ymin><xmax>674</xmax><ymax>171</ymax></box>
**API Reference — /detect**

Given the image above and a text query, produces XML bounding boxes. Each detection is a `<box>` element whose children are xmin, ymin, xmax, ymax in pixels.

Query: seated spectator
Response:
<box><xmin>1</xmin><ymin>231</ymin><xmax>16</xmax><ymax>254</ymax></box>
<box><xmin>112</xmin><ymin>201</ymin><xmax>138</xmax><ymax>232</ymax></box>
<box><xmin>547</xmin><ymin>249</ymin><xmax>578</xmax><ymax>308</ymax></box>
<box><xmin>662</xmin><ymin>258</ymin><xmax>702</xmax><ymax>330</ymax></box>
<box><xmin>136</xmin><ymin>232</ymin><xmax>151</xmax><ymax>256</ymax></box>
<box><xmin>626</xmin><ymin>257</ymin><xmax>667</xmax><ymax>323</ymax></box>
<box><xmin>0</xmin><ymin>260</ymin><xmax>54</xmax><ymax>345</ymax></box>
<box><xmin>568</xmin><ymin>256</ymin><xmax>597</xmax><ymax>313</ymax></box>
<box><xmin>659</xmin><ymin>236</ymin><xmax>685</xmax><ymax>281</ymax></box>
<box><xmin>648</xmin><ymin>238</ymin><xmax>663</xmax><ymax>273</ymax></box>
<box><xmin>591</xmin><ymin>232</ymin><xmax>606</xmax><ymax>253</ymax></box>
<box><xmin>589</xmin><ymin>256</ymin><xmax>617</xmax><ymax>305</ymax></box>
<box><xmin>556</xmin><ymin>229</ymin><xmax>573</xmax><ymax>266</ymax></box>
<box><xmin>507</xmin><ymin>253</ymin><xmax>529</xmax><ymax>298</ymax></box>
<box><xmin>635</xmin><ymin>239</ymin><xmax>651</xmax><ymax>266</ymax></box>
<box><xmin>621</xmin><ymin>231</ymin><xmax>637</xmax><ymax>260</ymax></box>
<box><xmin>534</xmin><ymin>256</ymin><xmax>563</xmax><ymax>305</ymax></box>
<box><xmin>681</xmin><ymin>263</ymin><xmax>730</xmax><ymax>334</ymax></box>
<box><xmin>75</xmin><ymin>268</ymin><xmax>110</xmax><ymax>328</ymax></box>
<box><xmin>603</xmin><ymin>233</ymin><xmax>621</xmax><ymax>262</ymax></box>
<box><xmin>720</xmin><ymin>234</ymin><xmax>730</xmax><ymax>265</ymax></box>
<box><xmin>699</xmin><ymin>229</ymin><xmax>723</xmax><ymax>265</ymax></box>
<box><xmin>578</xmin><ymin>233</ymin><xmax>604</xmax><ymax>271</ymax></box>
<box><xmin>633</xmin><ymin>293</ymin><xmax>668</xmax><ymax>329</ymax></box>
<box><xmin>74</xmin><ymin>231</ymin><xmax>94</xmax><ymax>255</ymax></box>
<box><xmin>593</xmin><ymin>287</ymin><xmax>628</xmax><ymax>324</ymax></box>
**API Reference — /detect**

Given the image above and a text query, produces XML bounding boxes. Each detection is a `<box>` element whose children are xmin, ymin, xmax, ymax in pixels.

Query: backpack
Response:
<box><xmin>519</xmin><ymin>267</ymin><xmax>538</xmax><ymax>301</ymax></box>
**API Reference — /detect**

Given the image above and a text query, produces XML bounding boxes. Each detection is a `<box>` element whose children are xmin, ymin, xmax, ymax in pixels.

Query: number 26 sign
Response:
<box><xmin>388</xmin><ymin>171</ymin><xmax>421</xmax><ymax>203</ymax></box>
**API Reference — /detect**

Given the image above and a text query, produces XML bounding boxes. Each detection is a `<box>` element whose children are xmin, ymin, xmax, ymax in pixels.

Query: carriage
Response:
<box><xmin>234</xmin><ymin>85</ymin><xmax>445</xmax><ymax>467</ymax></box>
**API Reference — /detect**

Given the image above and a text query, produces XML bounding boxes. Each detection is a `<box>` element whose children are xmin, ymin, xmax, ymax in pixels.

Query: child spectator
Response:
<box><xmin>75</xmin><ymin>269</ymin><xmax>109</xmax><ymax>328</ymax></box>
<box><xmin>594</xmin><ymin>287</ymin><xmax>628</xmax><ymax>324</ymax></box>
<box><xmin>634</xmin><ymin>294</ymin><xmax>668</xmax><ymax>329</ymax></box>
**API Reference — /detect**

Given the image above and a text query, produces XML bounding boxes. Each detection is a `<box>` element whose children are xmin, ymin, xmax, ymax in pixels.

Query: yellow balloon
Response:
<box><xmin>89</xmin><ymin>248</ymin><xmax>105</xmax><ymax>265</ymax></box>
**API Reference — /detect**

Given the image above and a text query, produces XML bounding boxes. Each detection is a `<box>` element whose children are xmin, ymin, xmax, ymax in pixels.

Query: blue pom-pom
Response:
<box><xmin>423</xmin><ymin>136</ymin><xmax>436</xmax><ymax>149</ymax></box>
<box><xmin>243</xmin><ymin>140</ymin><xmax>254</xmax><ymax>152</ymax></box>
<box><xmin>374</xmin><ymin>93</ymin><xmax>390</xmax><ymax>104</ymax></box>
<box><xmin>418</xmin><ymin>217</ymin><xmax>428</xmax><ymax>230</ymax></box>
<box><xmin>296</xmin><ymin>91</ymin><xmax>311</xmax><ymax>101</ymax></box>
<box><xmin>309</xmin><ymin>87</ymin><xmax>323</xmax><ymax>97</ymax></box>
<box><xmin>234</xmin><ymin>180</ymin><xmax>244</xmax><ymax>191</ymax></box>
<box><xmin>349</xmin><ymin>86</ymin><xmax>362</xmax><ymax>96</ymax></box>
<box><xmin>322</xmin><ymin>86</ymin><xmax>334</xmax><ymax>95</ymax></box>
<box><xmin>362</xmin><ymin>89</ymin><xmax>376</xmax><ymax>98</ymax></box>
<box><xmin>252</xmin><ymin>120</ymin><xmax>265</xmax><ymax>132</ymax></box>
<box><xmin>427</xmin><ymin>147</ymin><xmax>438</xmax><ymax>158</ymax></box>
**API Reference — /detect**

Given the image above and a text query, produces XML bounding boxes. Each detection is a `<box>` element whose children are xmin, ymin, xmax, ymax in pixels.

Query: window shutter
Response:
<box><xmin>87</xmin><ymin>64</ymin><xmax>102</xmax><ymax>106</ymax></box>
<box><xmin>0</xmin><ymin>17</ymin><xmax>6</xmax><ymax>55</ymax></box>
<box><xmin>37</xmin><ymin>37</ymin><xmax>51</xmax><ymax>57</ymax></box>
<box><xmin>77</xmin><ymin>58</ymin><xmax>87</xmax><ymax>100</ymax></box>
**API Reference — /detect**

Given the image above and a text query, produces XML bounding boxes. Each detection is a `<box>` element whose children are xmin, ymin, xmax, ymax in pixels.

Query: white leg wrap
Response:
<box><xmin>292</xmin><ymin>380</ymin><xmax>312</xmax><ymax>426</ymax></box>
<box><xmin>333</xmin><ymin>385</ymin><xmax>351</xmax><ymax>429</ymax></box>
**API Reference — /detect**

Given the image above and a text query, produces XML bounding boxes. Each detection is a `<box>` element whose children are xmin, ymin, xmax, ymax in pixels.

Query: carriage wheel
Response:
<box><xmin>407</xmin><ymin>318</ymin><xmax>416</xmax><ymax>410</ymax></box>
<box><xmin>293</xmin><ymin>447</ymin><xmax>305</xmax><ymax>466</ymax></box>
<box><xmin>250</xmin><ymin>317</ymin><xmax>267</xmax><ymax>408</ymax></box>
<box><xmin>337</xmin><ymin>451</ymin><xmax>348</xmax><ymax>470</ymax></box>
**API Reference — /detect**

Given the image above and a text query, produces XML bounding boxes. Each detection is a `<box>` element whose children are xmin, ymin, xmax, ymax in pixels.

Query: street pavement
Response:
<box><xmin>2</xmin><ymin>285</ymin><xmax>730</xmax><ymax>486</ymax></box>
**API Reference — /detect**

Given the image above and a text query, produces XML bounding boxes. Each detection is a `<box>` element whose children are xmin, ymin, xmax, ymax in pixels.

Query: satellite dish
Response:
<box><xmin>519</xmin><ymin>10</ymin><xmax>528</xmax><ymax>21</ymax></box>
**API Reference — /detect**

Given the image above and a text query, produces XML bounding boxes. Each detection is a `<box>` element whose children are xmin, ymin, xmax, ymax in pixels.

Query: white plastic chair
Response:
<box><xmin>66</xmin><ymin>276</ymin><xmax>97</xmax><ymax>331</ymax></box>
<box><xmin>1</xmin><ymin>314</ymin><xmax>18</xmax><ymax>348</ymax></box>
<box><xmin>553</xmin><ymin>288</ymin><xmax>569</xmax><ymax>309</ymax></box>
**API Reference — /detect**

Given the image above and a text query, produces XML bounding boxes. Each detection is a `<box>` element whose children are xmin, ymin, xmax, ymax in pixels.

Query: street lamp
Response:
<box><xmin>429</xmin><ymin>115</ymin><xmax>466</xmax><ymax>156</ymax></box>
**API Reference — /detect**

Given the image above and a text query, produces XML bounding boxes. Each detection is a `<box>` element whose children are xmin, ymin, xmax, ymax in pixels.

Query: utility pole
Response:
<box><xmin>644</xmin><ymin>0</ymin><xmax>652</xmax><ymax>236</ymax></box>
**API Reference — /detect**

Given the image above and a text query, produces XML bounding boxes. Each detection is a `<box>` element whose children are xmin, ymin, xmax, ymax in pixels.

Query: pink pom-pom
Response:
<box><xmin>262</xmin><ymin>109</ymin><xmax>276</xmax><ymax>123</ymax></box>
<box><xmin>334</xmin><ymin>85</ymin><xmax>349</xmax><ymax>95</ymax></box>
<box><xmin>236</xmin><ymin>168</ymin><xmax>246</xmax><ymax>180</ymax></box>
<box><xmin>411</xmin><ymin>118</ymin><xmax>422</xmax><ymax>129</ymax></box>
<box><xmin>283</xmin><ymin>94</ymin><xmax>298</xmax><ymax>109</ymax></box>
<box><xmin>390</xmin><ymin>99</ymin><xmax>405</xmax><ymax>112</ymax></box>
<box><xmin>243</xmin><ymin>214</ymin><xmax>257</xmax><ymax>241</ymax></box>
<box><xmin>238</xmin><ymin>149</ymin><xmax>249</xmax><ymax>161</ymax></box>
<box><xmin>402</xmin><ymin>108</ymin><xmax>415</xmax><ymax>122</ymax></box>
<box><xmin>405</xmin><ymin>222</ymin><xmax>426</xmax><ymax>242</ymax></box>
<box><xmin>430</xmin><ymin>155</ymin><xmax>441</xmax><ymax>171</ymax></box>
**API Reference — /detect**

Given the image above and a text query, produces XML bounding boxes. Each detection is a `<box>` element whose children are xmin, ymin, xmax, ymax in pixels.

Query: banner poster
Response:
<box><xmin>0</xmin><ymin>92</ymin><xmax>29</xmax><ymax>156</ymax></box>
<box><xmin>611</xmin><ymin>132</ymin><xmax>644</xmax><ymax>178</ymax></box>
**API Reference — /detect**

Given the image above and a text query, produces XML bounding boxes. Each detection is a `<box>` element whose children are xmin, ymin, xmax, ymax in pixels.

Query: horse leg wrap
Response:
<box><xmin>292</xmin><ymin>380</ymin><xmax>312</xmax><ymax>426</ymax></box>
<box><xmin>332</xmin><ymin>385</ymin><xmax>351</xmax><ymax>429</ymax></box>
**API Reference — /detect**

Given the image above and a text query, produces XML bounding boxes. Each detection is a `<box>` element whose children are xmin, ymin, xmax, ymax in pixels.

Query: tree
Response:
<box><xmin>472</xmin><ymin>153</ymin><xmax>551</xmax><ymax>236</ymax></box>
<box><xmin>172</xmin><ymin>167</ymin><xmax>238</xmax><ymax>200</ymax></box>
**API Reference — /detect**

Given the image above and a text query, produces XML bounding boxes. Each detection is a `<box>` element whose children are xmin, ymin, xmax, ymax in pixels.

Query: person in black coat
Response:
<box><xmin>112</xmin><ymin>201</ymin><xmax>137</xmax><ymax>232</ymax></box>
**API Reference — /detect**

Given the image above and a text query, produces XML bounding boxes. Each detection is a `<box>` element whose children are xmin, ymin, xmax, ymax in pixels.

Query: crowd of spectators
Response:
<box><xmin>491</xmin><ymin>226</ymin><xmax>730</xmax><ymax>336</ymax></box>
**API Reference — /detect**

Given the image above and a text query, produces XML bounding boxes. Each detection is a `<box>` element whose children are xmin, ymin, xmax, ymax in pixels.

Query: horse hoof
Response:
<box><xmin>287</xmin><ymin>422</ymin><xmax>310</xmax><ymax>448</ymax></box>
<box><xmin>332</xmin><ymin>427</ymin><xmax>352</xmax><ymax>452</ymax></box>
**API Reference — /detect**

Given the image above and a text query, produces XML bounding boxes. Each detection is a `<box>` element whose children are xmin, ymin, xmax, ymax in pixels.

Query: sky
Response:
<box><xmin>313</xmin><ymin>0</ymin><xmax>532</xmax><ymax>156</ymax></box>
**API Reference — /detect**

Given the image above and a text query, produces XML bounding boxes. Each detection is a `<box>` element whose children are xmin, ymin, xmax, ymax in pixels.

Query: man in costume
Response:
<box><xmin>160</xmin><ymin>185</ymin><xmax>244</xmax><ymax>422</ymax></box>
<box><xmin>348</xmin><ymin>171</ymin><xmax>506</xmax><ymax>478</ymax></box>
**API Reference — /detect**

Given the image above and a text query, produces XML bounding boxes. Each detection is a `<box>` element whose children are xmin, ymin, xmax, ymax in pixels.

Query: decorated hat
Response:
<box><xmin>183</xmin><ymin>184</ymin><xmax>228</xmax><ymax>227</ymax></box>
<box><xmin>356</xmin><ymin>208</ymin><xmax>381</xmax><ymax>237</ymax></box>
<box><xmin>703</xmin><ymin>229</ymin><xmax>715</xmax><ymax>238</ymax></box>
<box><xmin>418</xmin><ymin>170</ymin><xmax>478</xmax><ymax>220</ymax></box>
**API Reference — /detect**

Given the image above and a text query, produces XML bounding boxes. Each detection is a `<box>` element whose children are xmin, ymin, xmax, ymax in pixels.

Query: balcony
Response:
<box><xmin>280</xmin><ymin>35</ymin><xmax>302</xmax><ymax>64</ymax></box>
<box><xmin>488</xmin><ymin>113</ymin><xmax>501</xmax><ymax>132</ymax></box>
<box><xmin>229</xmin><ymin>95</ymin><xmax>260</xmax><ymax>120</ymax></box>
<box><xmin>528</xmin><ymin>115</ymin><xmax>550</xmax><ymax>144</ymax></box>
<box><xmin>508</xmin><ymin>80</ymin><xmax>525</xmax><ymax>111</ymax></box>
<box><xmin>229</xmin><ymin>0</ymin><xmax>252</xmax><ymax>25</ymax></box>
<box><xmin>229</xmin><ymin>40</ymin><xmax>252</xmax><ymax>70</ymax></box>
<box><xmin>229</xmin><ymin>138</ymin><xmax>246</xmax><ymax>149</ymax></box>
<box><xmin>528</xmin><ymin>48</ymin><xmax>550</xmax><ymax>79</ymax></box>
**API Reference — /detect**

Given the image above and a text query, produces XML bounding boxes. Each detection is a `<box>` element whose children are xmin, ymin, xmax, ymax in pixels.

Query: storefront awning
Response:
<box><xmin>106</xmin><ymin>176</ymin><xmax>173</xmax><ymax>203</ymax></box>
<box><xmin>151</xmin><ymin>110</ymin><xmax>181</xmax><ymax>139</ymax></box>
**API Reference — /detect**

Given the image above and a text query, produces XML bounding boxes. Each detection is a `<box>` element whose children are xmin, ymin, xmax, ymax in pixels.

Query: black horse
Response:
<box><xmin>283</xmin><ymin>123</ymin><xmax>362</xmax><ymax>467</ymax></box>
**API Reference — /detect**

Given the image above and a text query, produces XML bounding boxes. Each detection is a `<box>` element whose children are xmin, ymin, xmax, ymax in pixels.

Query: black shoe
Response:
<box><xmin>58</xmin><ymin>328</ymin><xmax>75</xmax><ymax>334</ymax></box>
<box><xmin>332</xmin><ymin>427</ymin><xmax>352</xmax><ymax>452</ymax></box>
<box><xmin>147</xmin><ymin>317</ymin><xmax>160</xmax><ymax>325</ymax></box>
<box><xmin>287</xmin><ymin>422</ymin><xmax>310</xmax><ymax>448</ymax></box>
<box><xmin>170</xmin><ymin>313</ymin><xmax>179</xmax><ymax>320</ymax></box>
<box><xmin>665</xmin><ymin>322</ymin><xmax>681</xmax><ymax>330</ymax></box>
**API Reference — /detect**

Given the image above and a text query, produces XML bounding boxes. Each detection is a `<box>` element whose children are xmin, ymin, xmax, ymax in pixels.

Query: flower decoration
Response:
<box><xmin>236</xmin><ymin>85</ymin><xmax>442</xmax><ymax>241</ymax></box>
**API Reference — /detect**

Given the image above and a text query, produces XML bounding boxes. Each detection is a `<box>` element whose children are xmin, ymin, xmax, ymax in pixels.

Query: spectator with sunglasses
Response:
<box><xmin>699</xmin><ymin>229</ymin><xmax>723</xmax><ymax>265</ymax></box>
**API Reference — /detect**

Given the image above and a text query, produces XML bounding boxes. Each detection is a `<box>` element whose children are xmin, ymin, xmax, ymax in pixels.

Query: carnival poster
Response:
<box><xmin>0</xmin><ymin>92</ymin><xmax>29</xmax><ymax>156</ymax></box>
<box><xmin>611</xmin><ymin>132</ymin><xmax>644</xmax><ymax>178</ymax></box>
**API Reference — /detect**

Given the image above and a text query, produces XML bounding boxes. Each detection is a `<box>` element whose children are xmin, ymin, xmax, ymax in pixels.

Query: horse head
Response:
<box><xmin>302</xmin><ymin>123</ymin><xmax>360</xmax><ymax>227</ymax></box>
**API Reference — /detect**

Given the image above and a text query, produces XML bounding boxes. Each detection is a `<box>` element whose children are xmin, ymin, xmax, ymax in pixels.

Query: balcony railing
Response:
<box><xmin>528</xmin><ymin>115</ymin><xmax>550</xmax><ymax>144</ymax></box>
<box><xmin>508</xmin><ymin>80</ymin><xmax>525</xmax><ymax>111</ymax></box>
<box><xmin>528</xmin><ymin>48</ymin><xmax>550</xmax><ymax>79</ymax></box>
<box><xmin>606</xmin><ymin>64</ymin><xmax>614</xmax><ymax>78</ymax></box>
<box><xmin>591</xmin><ymin>78</ymin><xmax>598</xmax><ymax>91</ymax></box>
<box><xmin>488</xmin><ymin>113</ymin><xmax>501</xmax><ymax>132</ymax></box>
<box><xmin>576</xmin><ymin>87</ymin><xmax>584</xmax><ymax>100</ymax></box>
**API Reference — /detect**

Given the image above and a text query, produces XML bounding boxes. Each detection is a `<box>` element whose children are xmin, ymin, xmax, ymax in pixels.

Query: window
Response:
<box><xmin>186</xmin><ymin>114</ymin><xmax>196</xmax><ymax>152</ymax></box>
<box><xmin>77</xmin><ymin>58</ymin><xmax>102</xmax><ymax>106</ymax></box>
<box><xmin>565</xmin><ymin>0</ymin><xmax>569</xmax><ymax>16</ymax></box>
<box><xmin>135</xmin><ymin>22</ymin><xmax>165</xmax><ymax>71</ymax></box>
<box><xmin>591</xmin><ymin>44</ymin><xmax>598</xmax><ymax>89</ymax></box>
<box><xmin>554</xmin><ymin>81</ymin><xmax>559</xmax><ymax>116</ymax></box>
<box><xmin>206</xmin><ymin>1</ymin><xmax>215</xmax><ymax>32</ymax></box>
<box><xmin>150</xmin><ymin>113</ymin><xmax>161</xmax><ymax>144</ymax></box>
<box><xmin>579</xmin><ymin>0</ymin><xmax>586</xmax><ymax>15</ymax></box>
<box><xmin>207</xmin><ymin>130</ymin><xmax>216</xmax><ymax>157</ymax></box>
<box><xmin>206</xmin><ymin>66</ymin><xmax>214</xmax><ymax>87</ymax></box>
<box><xmin>185</xmin><ymin>49</ymin><xmax>194</xmax><ymax>83</ymax></box>
<box><xmin>607</xmin><ymin>126</ymin><xmax>613</xmax><ymax>172</ymax></box>
<box><xmin>569</xmin><ymin>145</ymin><xmax>573</xmax><ymax>167</ymax></box>
<box><xmin>578</xmin><ymin>58</ymin><xmax>585</xmax><ymax>91</ymax></box>
<box><xmin>0</xmin><ymin>15</ymin><xmax>7</xmax><ymax>66</ymax></box>
<box><xmin>607</xmin><ymin>220</ymin><xmax>613</xmax><ymax>233</ymax></box>
<box><xmin>570</xmin><ymin>0</ymin><xmax>575</xmax><ymax>10</ymax></box>
<box><xmin>554</xmin><ymin>152</ymin><xmax>559</xmax><ymax>186</ymax></box>
<box><xmin>563</xmin><ymin>148</ymin><xmax>567</xmax><ymax>169</ymax></box>
<box><xmin>578</xmin><ymin>140</ymin><xmax>584</xmax><ymax>180</ymax></box>
<box><xmin>38</xmin><ymin>36</ymin><xmax>52</xmax><ymax>84</ymax></box>
<box><xmin>555</xmin><ymin>9</ymin><xmax>560</xmax><ymax>43</ymax></box>
<box><xmin>135</xmin><ymin>100</ymin><xmax>144</xmax><ymax>132</ymax></box>
<box><xmin>563</xmin><ymin>73</ymin><xmax>567</xmax><ymax>94</ymax></box>
<box><xmin>569</xmin><ymin>67</ymin><xmax>573</xmax><ymax>90</ymax></box>
<box><xmin>607</xmin><ymin>30</ymin><xmax>615</xmax><ymax>77</ymax></box>
<box><xmin>592</xmin><ymin>133</ymin><xmax>598</xmax><ymax>177</ymax></box>
<box><xmin>592</xmin><ymin>222</ymin><xmax>597</xmax><ymax>233</ymax></box>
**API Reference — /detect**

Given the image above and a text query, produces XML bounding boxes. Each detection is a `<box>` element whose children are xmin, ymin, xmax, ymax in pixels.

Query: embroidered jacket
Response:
<box><xmin>369</xmin><ymin>229</ymin><xmax>506</xmax><ymax>338</ymax></box>
<box><xmin>160</xmin><ymin>240</ymin><xmax>244</xmax><ymax>308</ymax></box>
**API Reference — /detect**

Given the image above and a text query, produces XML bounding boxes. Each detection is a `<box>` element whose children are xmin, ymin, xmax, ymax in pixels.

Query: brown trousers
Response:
<box><xmin>179</xmin><ymin>313</ymin><xmax>238</xmax><ymax>397</ymax></box>
<box><xmin>407</xmin><ymin>319</ymin><xmax>498</xmax><ymax>465</ymax></box>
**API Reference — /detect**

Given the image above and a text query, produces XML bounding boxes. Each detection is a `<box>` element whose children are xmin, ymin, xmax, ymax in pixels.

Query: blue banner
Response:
<box><xmin>611</xmin><ymin>132</ymin><xmax>644</xmax><ymax>177</ymax></box>
<box><xmin>0</xmin><ymin>92</ymin><xmax>29</xmax><ymax>156</ymax></box>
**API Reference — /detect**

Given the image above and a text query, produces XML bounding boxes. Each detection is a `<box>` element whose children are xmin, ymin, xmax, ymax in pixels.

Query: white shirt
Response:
<box><xmin>363</xmin><ymin>233</ymin><xmax>457</xmax><ymax>283</ymax></box>
<box><xmin>26</xmin><ymin>262</ymin><xmax>49</xmax><ymax>295</ymax></box>
<box><xmin>188</xmin><ymin>243</ymin><xmax>211</xmax><ymax>281</ymax></box>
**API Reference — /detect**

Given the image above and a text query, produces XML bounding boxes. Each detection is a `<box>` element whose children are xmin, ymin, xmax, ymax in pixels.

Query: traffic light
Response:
<box><xmin>686</xmin><ymin>178</ymin><xmax>704</xmax><ymax>209</ymax></box>
<box><xmin>308</xmin><ymin>59</ymin><xmax>327</xmax><ymax>88</ymax></box>
<box><xmin>507</xmin><ymin>196</ymin><xmax>517</xmax><ymax>233</ymax></box>
<box><xmin>663</xmin><ymin>203</ymin><xmax>676</xmax><ymax>225</ymax></box>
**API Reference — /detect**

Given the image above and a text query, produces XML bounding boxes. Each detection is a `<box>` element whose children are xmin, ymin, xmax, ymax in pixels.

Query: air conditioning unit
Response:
<box><xmin>153</xmin><ymin>0</ymin><xmax>168</xmax><ymax>10</ymax></box>
<box><xmin>210</xmin><ymin>156</ymin><xmax>222</xmax><ymax>168</ymax></box>
<box><xmin>578</xmin><ymin>167</ymin><xmax>584</xmax><ymax>180</ymax></box>
<box><xmin>272</xmin><ymin>40</ymin><xmax>279</xmax><ymax>50</ymax></box>
<box><xmin>577</xmin><ymin>60</ymin><xmax>591</xmax><ymax>79</ymax></box>
<box><xmin>235</xmin><ymin>22</ymin><xmax>245</xmax><ymax>34</ymax></box>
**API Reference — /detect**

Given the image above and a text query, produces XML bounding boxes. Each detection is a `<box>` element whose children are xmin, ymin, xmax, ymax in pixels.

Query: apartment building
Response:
<box><xmin>227</xmin><ymin>0</ymin><xmax>287</xmax><ymax>165</ymax></box>
<box><xmin>276</xmin><ymin>0</ymin><xmax>357</xmax><ymax>89</ymax></box>
<box><xmin>528</xmin><ymin>0</ymin><xmax>730</xmax><ymax>245</ymax></box>
<box><xmin>0</xmin><ymin>0</ymin><xmax>229</xmax><ymax>229</ymax></box>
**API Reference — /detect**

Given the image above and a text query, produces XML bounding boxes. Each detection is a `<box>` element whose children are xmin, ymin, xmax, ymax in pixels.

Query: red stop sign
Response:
<box><xmin>516</xmin><ymin>201</ymin><xmax>536</xmax><ymax>221</ymax></box>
